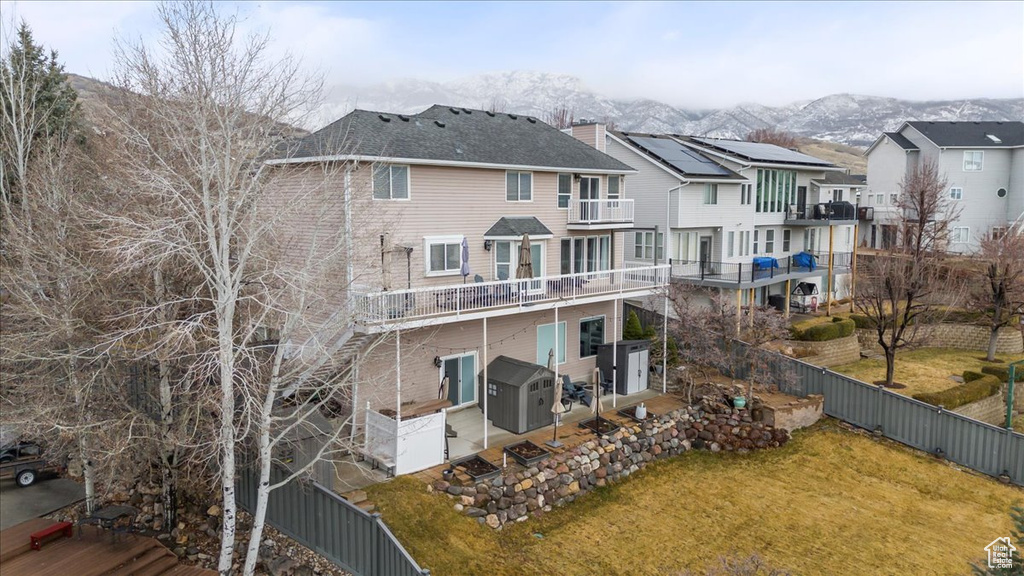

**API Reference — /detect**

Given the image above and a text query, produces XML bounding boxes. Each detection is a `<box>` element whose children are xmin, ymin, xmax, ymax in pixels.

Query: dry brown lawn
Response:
<box><xmin>832</xmin><ymin>347</ymin><xmax>1024</xmax><ymax>397</ymax></box>
<box><xmin>367</xmin><ymin>420</ymin><xmax>1021</xmax><ymax>576</ymax></box>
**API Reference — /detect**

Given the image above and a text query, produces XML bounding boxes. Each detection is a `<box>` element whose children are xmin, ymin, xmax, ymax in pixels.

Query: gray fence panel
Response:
<box><xmin>236</xmin><ymin>466</ymin><xmax>427</xmax><ymax>576</ymax></box>
<box><xmin>714</xmin><ymin>338</ymin><xmax>1023</xmax><ymax>487</ymax></box>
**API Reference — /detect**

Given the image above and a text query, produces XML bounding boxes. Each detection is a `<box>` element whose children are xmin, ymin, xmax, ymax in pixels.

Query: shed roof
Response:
<box><xmin>483</xmin><ymin>356</ymin><xmax>553</xmax><ymax>388</ymax></box>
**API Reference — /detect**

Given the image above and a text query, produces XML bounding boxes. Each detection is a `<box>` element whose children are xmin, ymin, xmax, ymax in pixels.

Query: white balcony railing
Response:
<box><xmin>567</xmin><ymin>199</ymin><xmax>634</xmax><ymax>225</ymax></box>
<box><xmin>354</xmin><ymin>264</ymin><xmax>669</xmax><ymax>327</ymax></box>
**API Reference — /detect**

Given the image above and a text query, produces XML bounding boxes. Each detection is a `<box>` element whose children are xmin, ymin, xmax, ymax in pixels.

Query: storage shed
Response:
<box><xmin>477</xmin><ymin>356</ymin><xmax>556</xmax><ymax>434</ymax></box>
<box><xmin>596</xmin><ymin>340</ymin><xmax>650</xmax><ymax>396</ymax></box>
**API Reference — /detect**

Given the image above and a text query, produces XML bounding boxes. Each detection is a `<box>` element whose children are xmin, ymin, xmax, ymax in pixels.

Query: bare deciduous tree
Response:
<box><xmin>544</xmin><ymin>104</ymin><xmax>574</xmax><ymax>129</ymax></box>
<box><xmin>972</xmin><ymin>231</ymin><xmax>1024</xmax><ymax>361</ymax></box>
<box><xmin>854</xmin><ymin>159</ymin><xmax>964</xmax><ymax>386</ymax></box>
<box><xmin>745</xmin><ymin>127</ymin><xmax>799</xmax><ymax>149</ymax></box>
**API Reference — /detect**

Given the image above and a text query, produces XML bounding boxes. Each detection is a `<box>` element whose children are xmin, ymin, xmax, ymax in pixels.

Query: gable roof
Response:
<box><xmin>885</xmin><ymin>132</ymin><xmax>919</xmax><ymax>151</ymax></box>
<box><xmin>484</xmin><ymin>216</ymin><xmax>553</xmax><ymax>239</ymax></box>
<box><xmin>684</xmin><ymin>137</ymin><xmax>835</xmax><ymax>167</ymax></box>
<box><xmin>610</xmin><ymin>131</ymin><xmax>746</xmax><ymax>181</ymax></box>
<box><xmin>273</xmin><ymin>105</ymin><xmax>635</xmax><ymax>173</ymax></box>
<box><xmin>905</xmin><ymin>121</ymin><xmax>1024</xmax><ymax>148</ymax></box>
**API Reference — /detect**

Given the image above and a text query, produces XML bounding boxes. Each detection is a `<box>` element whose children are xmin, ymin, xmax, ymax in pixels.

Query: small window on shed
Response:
<box><xmin>543</xmin><ymin>381</ymin><xmax>553</xmax><ymax>388</ymax></box>
<box><xmin>529</xmin><ymin>382</ymin><xmax>539</xmax><ymax>392</ymax></box>
<box><xmin>488</xmin><ymin>383</ymin><xmax>498</xmax><ymax>396</ymax></box>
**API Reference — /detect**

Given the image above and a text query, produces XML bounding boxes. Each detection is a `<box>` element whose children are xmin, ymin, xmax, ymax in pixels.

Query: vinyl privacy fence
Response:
<box><xmin>236</xmin><ymin>465</ymin><xmax>429</xmax><ymax>576</ymax></box>
<box><xmin>720</xmin><ymin>339</ymin><xmax>1024</xmax><ymax>487</ymax></box>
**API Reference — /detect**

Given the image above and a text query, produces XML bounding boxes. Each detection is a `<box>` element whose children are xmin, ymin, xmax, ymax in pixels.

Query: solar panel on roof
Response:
<box><xmin>627</xmin><ymin>136</ymin><xmax>732</xmax><ymax>177</ymax></box>
<box><xmin>692</xmin><ymin>138</ymin><xmax>831</xmax><ymax>166</ymax></box>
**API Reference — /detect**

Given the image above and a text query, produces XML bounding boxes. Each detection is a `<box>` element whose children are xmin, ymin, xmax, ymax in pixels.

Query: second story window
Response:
<box><xmin>963</xmin><ymin>151</ymin><xmax>983</xmax><ymax>171</ymax></box>
<box><xmin>833</xmin><ymin>189</ymin><xmax>844</xmax><ymax>202</ymax></box>
<box><xmin>890</xmin><ymin>193</ymin><xmax>898</xmax><ymax>205</ymax></box>
<box><xmin>425</xmin><ymin>236</ymin><xmax>463</xmax><ymax>276</ymax></box>
<box><xmin>741</xmin><ymin>184</ymin><xmax>752</xmax><ymax>205</ymax></box>
<box><xmin>506</xmin><ymin>171</ymin><xmax>533</xmax><ymax>201</ymax></box>
<box><xmin>950</xmin><ymin>187</ymin><xmax>963</xmax><ymax>200</ymax></box>
<box><xmin>765</xmin><ymin>229</ymin><xmax>775</xmax><ymax>253</ymax></box>
<box><xmin>703</xmin><ymin>183</ymin><xmax>718</xmax><ymax>205</ymax></box>
<box><xmin>557</xmin><ymin>173</ymin><xmax>571</xmax><ymax>208</ymax></box>
<box><xmin>952</xmin><ymin>226</ymin><xmax>970</xmax><ymax>244</ymax></box>
<box><xmin>373</xmin><ymin>165</ymin><xmax>410</xmax><ymax>200</ymax></box>
<box><xmin>608</xmin><ymin>176</ymin><xmax>621</xmax><ymax>199</ymax></box>
<box><xmin>783</xmin><ymin>229</ymin><xmax>791</xmax><ymax>252</ymax></box>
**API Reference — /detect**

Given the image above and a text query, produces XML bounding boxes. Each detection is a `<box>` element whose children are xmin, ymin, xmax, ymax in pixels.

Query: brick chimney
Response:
<box><xmin>570</xmin><ymin>120</ymin><xmax>606</xmax><ymax>152</ymax></box>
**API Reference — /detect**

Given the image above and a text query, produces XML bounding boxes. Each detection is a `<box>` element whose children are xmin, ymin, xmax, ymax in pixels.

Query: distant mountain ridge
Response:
<box><xmin>321</xmin><ymin>71</ymin><xmax>1024</xmax><ymax>147</ymax></box>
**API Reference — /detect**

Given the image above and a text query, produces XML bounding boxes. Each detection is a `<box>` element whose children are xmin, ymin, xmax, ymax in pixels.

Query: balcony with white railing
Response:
<box><xmin>567</xmin><ymin>199</ymin><xmax>634</xmax><ymax>229</ymax></box>
<box><xmin>353</xmin><ymin>264</ymin><xmax>669</xmax><ymax>331</ymax></box>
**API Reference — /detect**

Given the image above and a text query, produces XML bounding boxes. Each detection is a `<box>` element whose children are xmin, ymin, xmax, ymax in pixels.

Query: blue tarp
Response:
<box><xmin>752</xmin><ymin>256</ymin><xmax>779</xmax><ymax>270</ymax></box>
<box><xmin>792</xmin><ymin>251</ymin><xmax>817</xmax><ymax>271</ymax></box>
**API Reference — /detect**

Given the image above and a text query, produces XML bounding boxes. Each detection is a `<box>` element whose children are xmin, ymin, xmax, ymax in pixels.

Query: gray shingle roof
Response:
<box><xmin>884</xmin><ymin>132</ymin><xmax>919</xmax><ymax>150</ymax></box>
<box><xmin>812</xmin><ymin>172</ymin><xmax>868</xmax><ymax>186</ymax></box>
<box><xmin>484</xmin><ymin>217</ymin><xmax>553</xmax><ymax>238</ymax></box>
<box><xmin>277</xmin><ymin>105</ymin><xmax>634</xmax><ymax>172</ymax></box>
<box><xmin>905</xmin><ymin>121</ymin><xmax>1024</xmax><ymax>148</ymax></box>
<box><xmin>686</xmin><ymin>137</ymin><xmax>834</xmax><ymax>167</ymax></box>
<box><xmin>482</xmin><ymin>356</ymin><xmax>552</xmax><ymax>388</ymax></box>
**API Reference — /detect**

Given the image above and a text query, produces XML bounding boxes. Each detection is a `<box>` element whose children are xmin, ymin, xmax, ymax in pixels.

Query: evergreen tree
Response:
<box><xmin>623</xmin><ymin>309</ymin><xmax>644</xmax><ymax>340</ymax></box>
<box><xmin>1</xmin><ymin>22</ymin><xmax>79</xmax><ymax>205</ymax></box>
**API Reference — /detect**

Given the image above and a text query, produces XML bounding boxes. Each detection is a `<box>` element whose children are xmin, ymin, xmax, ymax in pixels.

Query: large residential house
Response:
<box><xmin>861</xmin><ymin>121</ymin><xmax>1024</xmax><ymax>252</ymax></box>
<box><xmin>266</xmin><ymin>106</ymin><xmax>667</xmax><ymax>474</ymax></box>
<box><xmin>572</xmin><ymin>123</ymin><xmax>858</xmax><ymax>316</ymax></box>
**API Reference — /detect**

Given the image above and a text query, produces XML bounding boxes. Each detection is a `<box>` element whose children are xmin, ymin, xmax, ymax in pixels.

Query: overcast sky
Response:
<box><xmin>5</xmin><ymin>1</ymin><xmax>1023</xmax><ymax>108</ymax></box>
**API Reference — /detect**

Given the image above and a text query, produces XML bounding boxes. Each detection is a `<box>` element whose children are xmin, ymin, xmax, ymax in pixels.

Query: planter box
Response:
<box><xmin>453</xmin><ymin>455</ymin><xmax>500</xmax><ymax>481</ymax></box>
<box><xmin>617</xmin><ymin>406</ymin><xmax>657</xmax><ymax>423</ymax></box>
<box><xmin>578</xmin><ymin>416</ymin><xmax>620</xmax><ymax>436</ymax></box>
<box><xmin>503</xmin><ymin>440</ymin><xmax>551</xmax><ymax>467</ymax></box>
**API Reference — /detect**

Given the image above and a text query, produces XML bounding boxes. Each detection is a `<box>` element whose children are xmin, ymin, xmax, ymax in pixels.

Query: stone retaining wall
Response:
<box><xmin>856</xmin><ymin>324</ymin><xmax>1023</xmax><ymax>355</ymax></box>
<box><xmin>784</xmin><ymin>334</ymin><xmax>861</xmax><ymax>367</ymax></box>
<box><xmin>951</xmin><ymin>386</ymin><xmax>1007</xmax><ymax>425</ymax></box>
<box><xmin>431</xmin><ymin>406</ymin><xmax>789</xmax><ymax>530</ymax></box>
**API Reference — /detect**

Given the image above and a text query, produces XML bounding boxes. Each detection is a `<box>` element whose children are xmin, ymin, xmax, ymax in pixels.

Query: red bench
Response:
<box><xmin>29</xmin><ymin>521</ymin><xmax>73</xmax><ymax>551</ymax></box>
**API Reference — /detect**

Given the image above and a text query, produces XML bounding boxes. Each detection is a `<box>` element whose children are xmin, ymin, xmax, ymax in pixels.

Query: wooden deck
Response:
<box><xmin>417</xmin><ymin>392</ymin><xmax>687</xmax><ymax>485</ymax></box>
<box><xmin>0</xmin><ymin>520</ymin><xmax>216</xmax><ymax>576</ymax></box>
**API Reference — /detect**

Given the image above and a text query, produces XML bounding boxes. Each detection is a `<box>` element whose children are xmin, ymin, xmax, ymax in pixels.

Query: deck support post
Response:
<box><xmin>784</xmin><ymin>279</ymin><xmax>791</xmax><ymax>319</ymax></box>
<box><xmin>613</xmin><ymin>298</ymin><xmax>618</xmax><ymax>408</ymax></box>
<box><xmin>483</xmin><ymin>317</ymin><xmax>488</xmax><ymax>450</ymax></box>
<box><xmin>827</xmin><ymin>225</ymin><xmax>835</xmax><ymax>316</ymax></box>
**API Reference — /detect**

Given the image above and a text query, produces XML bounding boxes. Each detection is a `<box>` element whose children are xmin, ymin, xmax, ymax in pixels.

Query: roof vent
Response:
<box><xmin>527</xmin><ymin>117</ymin><xmax>536</xmax><ymax>123</ymax></box>
<box><xmin>378</xmin><ymin>114</ymin><xmax>391</xmax><ymax>122</ymax></box>
<box><xmin>461</xmin><ymin>108</ymin><xmax>472</xmax><ymax>114</ymax></box>
<box><xmin>398</xmin><ymin>114</ymin><xmax>410</xmax><ymax>122</ymax></box>
<box><xmin>485</xmin><ymin>111</ymin><xmax>495</xmax><ymax>117</ymax></box>
<box><xmin>449</xmin><ymin>107</ymin><xmax>460</xmax><ymax>114</ymax></box>
<box><xmin>986</xmin><ymin>134</ymin><xmax>1002</xmax><ymax>143</ymax></box>
<box><xmin>435</xmin><ymin>120</ymin><xmax>446</xmax><ymax>128</ymax></box>
<box><xmin>508</xmin><ymin>114</ymin><xmax>518</xmax><ymax>120</ymax></box>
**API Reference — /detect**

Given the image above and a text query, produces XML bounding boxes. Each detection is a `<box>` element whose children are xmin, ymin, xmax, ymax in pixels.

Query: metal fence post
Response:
<box><xmin>372</xmin><ymin>513</ymin><xmax>382</xmax><ymax>574</ymax></box>
<box><xmin>875</xmin><ymin>383</ymin><xmax>885</xmax><ymax>435</ymax></box>
<box><xmin>934</xmin><ymin>405</ymin><xmax>946</xmax><ymax>458</ymax></box>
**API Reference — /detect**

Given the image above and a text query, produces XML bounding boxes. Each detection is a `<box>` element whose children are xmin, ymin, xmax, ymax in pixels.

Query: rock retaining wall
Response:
<box><xmin>856</xmin><ymin>324</ymin><xmax>1023</xmax><ymax>355</ymax></box>
<box><xmin>951</xmin><ymin>385</ymin><xmax>1009</xmax><ymax>426</ymax></box>
<box><xmin>431</xmin><ymin>406</ymin><xmax>789</xmax><ymax>530</ymax></box>
<box><xmin>784</xmin><ymin>334</ymin><xmax>861</xmax><ymax>367</ymax></box>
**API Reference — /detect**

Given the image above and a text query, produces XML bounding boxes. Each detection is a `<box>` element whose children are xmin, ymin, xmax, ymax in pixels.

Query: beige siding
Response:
<box><xmin>570</xmin><ymin>124</ymin><xmax>606</xmax><ymax>152</ymax></box>
<box><xmin>358</xmin><ymin>301</ymin><xmax>620</xmax><ymax>411</ymax></box>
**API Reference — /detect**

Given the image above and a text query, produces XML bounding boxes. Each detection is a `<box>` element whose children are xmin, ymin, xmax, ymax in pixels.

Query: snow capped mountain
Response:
<box><xmin>321</xmin><ymin>71</ymin><xmax>1023</xmax><ymax>147</ymax></box>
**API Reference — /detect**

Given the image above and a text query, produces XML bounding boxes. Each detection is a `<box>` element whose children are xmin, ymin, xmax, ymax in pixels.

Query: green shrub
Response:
<box><xmin>791</xmin><ymin>317</ymin><xmax>856</xmax><ymax>342</ymax></box>
<box><xmin>913</xmin><ymin>375</ymin><xmax>1002</xmax><ymax>409</ymax></box>
<box><xmin>623</xmin><ymin>310</ymin><xmax>644</xmax><ymax>340</ymax></box>
<box><xmin>849</xmin><ymin>314</ymin><xmax>876</xmax><ymax>330</ymax></box>
<box><xmin>981</xmin><ymin>365</ymin><xmax>1011</xmax><ymax>382</ymax></box>
<box><xmin>962</xmin><ymin>370</ymin><xmax>988</xmax><ymax>383</ymax></box>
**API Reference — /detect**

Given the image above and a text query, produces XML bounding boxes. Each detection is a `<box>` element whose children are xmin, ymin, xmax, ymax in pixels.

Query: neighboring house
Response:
<box><xmin>266</xmin><ymin>106</ymin><xmax>667</xmax><ymax>473</ymax></box>
<box><xmin>862</xmin><ymin>121</ymin><xmax>1024</xmax><ymax>253</ymax></box>
<box><xmin>576</xmin><ymin>123</ymin><xmax>856</xmax><ymax>317</ymax></box>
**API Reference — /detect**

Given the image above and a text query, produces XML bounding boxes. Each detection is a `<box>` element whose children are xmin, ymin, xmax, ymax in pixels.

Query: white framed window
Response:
<box><xmin>782</xmin><ymin>229</ymin><xmax>791</xmax><ymax>252</ymax></box>
<box><xmin>876</xmin><ymin>193</ymin><xmax>884</xmax><ymax>204</ymax></box>
<box><xmin>703</xmin><ymin>183</ymin><xmax>718</xmax><ymax>205</ymax></box>
<box><xmin>727</xmin><ymin>231</ymin><xmax>735</xmax><ymax>258</ymax></box>
<box><xmin>890</xmin><ymin>193</ymin><xmax>898</xmax><ymax>205</ymax></box>
<box><xmin>952</xmin><ymin>226</ymin><xmax>970</xmax><ymax>244</ymax></box>
<box><xmin>537</xmin><ymin>321</ymin><xmax>567</xmax><ymax>366</ymax></box>
<box><xmin>634</xmin><ymin>231</ymin><xmax>654</xmax><ymax>260</ymax></box>
<box><xmin>991</xmin><ymin>227</ymin><xmax>1008</xmax><ymax>239</ymax></box>
<box><xmin>765</xmin><ymin>229</ymin><xmax>775</xmax><ymax>253</ymax></box>
<box><xmin>832</xmin><ymin>189</ymin><xmax>844</xmax><ymax>202</ymax></box>
<box><xmin>373</xmin><ymin>164</ymin><xmax>410</xmax><ymax>200</ymax></box>
<box><xmin>562</xmin><ymin>235</ymin><xmax>610</xmax><ymax>273</ymax></box>
<box><xmin>557</xmin><ymin>173</ymin><xmax>572</xmax><ymax>208</ymax></box>
<box><xmin>949</xmin><ymin>187</ymin><xmax>963</xmax><ymax>200</ymax></box>
<box><xmin>495</xmin><ymin>240</ymin><xmax>544</xmax><ymax>280</ymax></box>
<box><xmin>424</xmin><ymin>236</ymin><xmax>463</xmax><ymax>276</ymax></box>
<box><xmin>506</xmin><ymin>171</ymin><xmax>533</xmax><ymax>201</ymax></box>
<box><xmin>739</xmin><ymin>230</ymin><xmax>750</xmax><ymax>257</ymax></box>
<box><xmin>674</xmin><ymin>231</ymin><xmax>698</xmax><ymax>262</ymax></box>
<box><xmin>741</xmin><ymin>183</ymin><xmax>752</xmax><ymax>205</ymax></box>
<box><xmin>963</xmin><ymin>151</ymin><xmax>983</xmax><ymax>171</ymax></box>
<box><xmin>753</xmin><ymin>229</ymin><xmax>759</xmax><ymax>255</ymax></box>
<box><xmin>607</xmin><ymin>176</ymin><xmax>621</xmax><ymax>199</ymax></box>
<box><xmin>579</xmin><ymin>316</ymin><xmax>605</xmax><ymax>359</ymax></box>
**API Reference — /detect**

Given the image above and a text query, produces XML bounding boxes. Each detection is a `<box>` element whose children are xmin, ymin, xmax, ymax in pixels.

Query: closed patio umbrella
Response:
<box><xmin>516</xmin><ymin>233</ymin><xmax>533</xmax><ymax>280</ymax></box>
<box><xmin>460</xmin><ymin>236</ymin><xmax>470</xmax><ymax>283</ymax></box>
<box><xmin>548</xmin><ymin>351</ymin><xmax>567</xmax><ymax>448</ymax></box>
<box><xmin>381</xmin><ymin>232</ymin><xmax>393</xmax><ymax>291</ymax></box>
